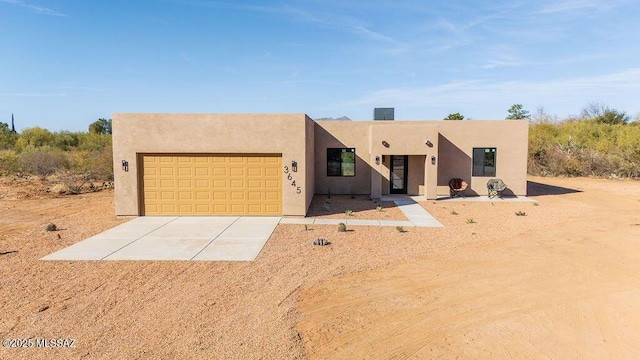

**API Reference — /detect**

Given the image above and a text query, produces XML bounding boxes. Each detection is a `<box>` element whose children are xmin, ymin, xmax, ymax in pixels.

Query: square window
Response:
<box><xmin>327</xmin><ymin>148</ymin><xmax>356</xmax><ymax>177</ymax></box>
<box><xmin>472</xmin><ymin>148</ymin><xmax>496</xmax><ymax>177</ymax></box>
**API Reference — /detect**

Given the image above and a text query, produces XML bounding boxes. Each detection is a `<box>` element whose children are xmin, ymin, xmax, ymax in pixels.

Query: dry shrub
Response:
<box><xmin>18</xmin><ymin>146</ymin><xmax>69</xmax><ymax>176</ymax></box>
<box><xmin>69</xmin><ymin>145</ymin><xmax>113</xmax><ymax>181</ymax></box>
<box><xmin>52</xmin><ymin>170</ymin><xmax>91</xmax><ymax>194</ymax></box>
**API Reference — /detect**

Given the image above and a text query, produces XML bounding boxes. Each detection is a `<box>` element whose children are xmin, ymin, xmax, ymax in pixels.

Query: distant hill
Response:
<box><xmin>314</xmin><ymin>116</ymin><xmax>351</xmax><ymax>121</ymax></box>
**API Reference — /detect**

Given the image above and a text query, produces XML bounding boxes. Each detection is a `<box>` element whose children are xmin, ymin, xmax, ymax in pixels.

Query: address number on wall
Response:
<box><xmin>283</xmin><ymin>166</ymin><xmax>302</xmax><ymax>194</ymax></box>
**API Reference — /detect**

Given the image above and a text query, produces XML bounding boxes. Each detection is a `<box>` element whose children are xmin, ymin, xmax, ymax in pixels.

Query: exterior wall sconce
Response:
<box><xmin>291</xmin><ymin>161</ymin><xmax>297</xmax><ymax>172</ymax></box>
<box><xmin>431</xmin><ymin>156</ymin><xmax>436</xmax><ymax>165</ymax></box>
<box><xmin>382</xmin><ymin>140</ymin><xmax>390</xmax><ymax>148</ymax></box>
<box><xmin>122</xmin><ymin>160</ymin><xmax>129</xmax><ymax>172</ymax></box>
<box><xmin>425</xmin><ymin>140</ymin><xmax>433</xmax><ymax>147</ymax></box>
<box><xmin>375</xmin><ymin>156</ymin><xmax>380</xmax><ymax>165</ymax></box>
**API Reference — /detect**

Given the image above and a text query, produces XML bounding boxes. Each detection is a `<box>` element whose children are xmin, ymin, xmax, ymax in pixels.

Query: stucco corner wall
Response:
<box><xmin>437</xmin><ymin>120</ymin><xmax>529</xmax><ymax>196</ymax></box>
<box><xmin>112</xmin><ymin>113</ymin><xmax>310</xmax><ymax>216</ymax></box>
<box><xmin>304</xmin><ymin>115</ymin><xmax>315</xmax><ymax>215</ymax></box>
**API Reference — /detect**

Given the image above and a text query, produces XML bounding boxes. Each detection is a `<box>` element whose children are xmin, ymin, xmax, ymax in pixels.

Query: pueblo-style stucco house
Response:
<box><xmin>112</xmin><ymin>113</ymin><xmax>528</xmax><ymax>217</ymax></box>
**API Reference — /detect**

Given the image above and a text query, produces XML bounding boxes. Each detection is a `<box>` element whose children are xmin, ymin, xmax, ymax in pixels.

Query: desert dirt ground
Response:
<box><xmin>1</xmin><ymin>176</ymin><xmax>639</xmax><ymax>359</ymax></box>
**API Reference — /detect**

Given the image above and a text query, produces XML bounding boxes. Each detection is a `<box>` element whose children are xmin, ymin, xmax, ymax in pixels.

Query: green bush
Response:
<box><xmin>529</xmin><ymin>119</ymin><xmax>640</xmax><ymax>178</ymax></box>
<box><xmin>0</xmin><ymin>150</ymin><xmax>20</xmax><ymax>175</ymax></box>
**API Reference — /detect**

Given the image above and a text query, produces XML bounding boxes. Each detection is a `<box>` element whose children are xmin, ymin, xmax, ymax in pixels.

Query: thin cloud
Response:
<box><xmin>351</xmin><ymin>68</ymin><xmax>640</xmax><ymax>116</ymax></box>
<box><xmin>535</xmin><ymin>0</ymin><xmax>633</xmax><ymax>14</ymax></box>
<box><xmin>0</xmin><ymin>0</ymin><xmax>68</xmax><ymax>16</ymax></box>
<box><xmin>159</xmin><ymin>0</ymin><xmax>411</xmax><ymax>55</ymax></box>
<box><xmin>0</xmin><ymin>92</ymin><xmax>67</xmax><ymax>97</ymax></box>
<box><xmin>536</xmin><ymin>0</ymin><xmax>597</xmax><ymax>14</ymax></box>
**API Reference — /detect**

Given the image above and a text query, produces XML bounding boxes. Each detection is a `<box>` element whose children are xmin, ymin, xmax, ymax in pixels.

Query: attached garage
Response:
<box><xmin>140</xmin><ymin>154</ymin><xmax>282</xmax><ymax>216</ymax></box>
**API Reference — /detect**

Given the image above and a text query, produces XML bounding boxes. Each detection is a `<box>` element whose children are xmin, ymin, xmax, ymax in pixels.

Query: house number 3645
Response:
<box><xmin>283</xmin><ymin>166</ymin><xmax>302</xmax><ymax>194</ymax></box>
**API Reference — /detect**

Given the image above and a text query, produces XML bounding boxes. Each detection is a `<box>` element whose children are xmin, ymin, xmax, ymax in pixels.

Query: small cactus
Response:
<box><xmin>450</xmin><ymin>210</ymin><xmax>458</xmax><ymax>215</ymax></box>
<box><xmin>45</xmin><ymin>223</ymin><xmax>57</xmax><ymax>232</ymax></box>
<box><xmin>304</xmin><ymin>224</ymin><xmax>308</xmax><ymax>231</ymax></box>
<box><xmin>313</xmin><ymin>238</ymin><xmax>329</xmax><ymax>246</ymax></box>
<box><xmin>337</xmin><ymin>222</ymin><xmax>347</xmax><ymax>232</ymax></box>
<box><xmin>345</xmin><ymin>209</ymin><xmax>353</xmax><ymax>216</ymax></box>
<box><xmin>375</xmin><ymin>205</ymin><xmax>383</xmax><ymax>212</ymax></box>
<box><xmin>466</xmin><ymin>218</ymin><xmax>476</xmax><ymax>224</ymax></box>
<box><xmin>396</xmin><ymin>226</ymin><xmax>406</xmax><ymax>233</ymax></box>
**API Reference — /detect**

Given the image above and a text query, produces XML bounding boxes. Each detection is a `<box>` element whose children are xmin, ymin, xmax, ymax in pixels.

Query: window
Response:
<box><xmin>472</xmin><ymin>148</ymin><xmax>496</xmax><ymax>177</ymax></box>
<box><xmin>327</xmin><ymin>148</ymin><xmax>356</xmax><ymax>176</ymax></box>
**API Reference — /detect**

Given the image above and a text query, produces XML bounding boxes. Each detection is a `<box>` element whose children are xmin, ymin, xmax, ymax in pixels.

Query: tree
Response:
<box><xmin>89</xmin><ymin>118</ymin><xmax>112</xmax><ymax>134</ymax></box>
<box><xmin>580</xmin><ymin>102</ymin><xmax>630</xmax><ymax>125</ymax></box>
<box><xmin>15</xmin><ymin>127</ymin><xmax>56</xmax><ymax>150</ymax></box>
<box><xmin>506</xmin><ymin>104</ymin><xmax>530</xmax><ymax>120</ymax></box>
<box><xmin>444</xmin><ymin>113</ymin><xmax>465</xmax><ymax>120</ymax></box>
<box><xmin>531</xmin><ymin>106</ymin><xmax>557</xmax><ymax>124</ymax></box>
<box><xmin>0</xmin><ymin>122</ymin><xmax>18</xmax><ymax>150</ymax></box>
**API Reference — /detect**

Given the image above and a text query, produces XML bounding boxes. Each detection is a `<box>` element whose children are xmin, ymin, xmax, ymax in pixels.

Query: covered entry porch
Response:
<box><xmin>368</xmin><ymin>123</ymin><xmax>439</xmax><ymax>200</ymax></box>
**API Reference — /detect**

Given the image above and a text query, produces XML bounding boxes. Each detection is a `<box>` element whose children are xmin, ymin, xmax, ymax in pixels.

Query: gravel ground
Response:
<box><xmin>1</xmin><ymin>176</ymin><xmax>639</xmax><ymax>359</ymax></box>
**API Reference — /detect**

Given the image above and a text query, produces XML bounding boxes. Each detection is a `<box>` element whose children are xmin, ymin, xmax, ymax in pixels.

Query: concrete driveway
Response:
<box><xmin>42</xmin><ymin>216</ymin><xmax>281</xmax><ymax>262</ymax></box>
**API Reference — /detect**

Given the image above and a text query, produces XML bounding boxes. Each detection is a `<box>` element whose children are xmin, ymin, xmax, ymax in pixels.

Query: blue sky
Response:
<box><xmin>1</xmin><ymin>0</ymin><xmax>639</xmax><ymax>131</ymax></box>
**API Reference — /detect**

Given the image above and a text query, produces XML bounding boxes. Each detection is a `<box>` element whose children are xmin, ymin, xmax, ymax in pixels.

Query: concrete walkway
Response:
<box><xmin>436</xmin><ymin>195</ymin><xmax>537</xmax><ymax>203</ymax></box>
<box><xmin>41</xmin><ymin>216</ymin><xmax>280</xmax><ymax>262</ymax></box>
<box><xmin>42</xmin><ymin>197</ymin><xmax>444</xmax><ymax>261</ymax></box>
<box><xmin>281</xmin><ymin>195</ymin><xmax>443</xmax><ymax>228</ymax></box>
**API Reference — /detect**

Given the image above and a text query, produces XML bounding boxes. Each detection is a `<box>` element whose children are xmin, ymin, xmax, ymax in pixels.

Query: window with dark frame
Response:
<box><xmin>472</xmin><ymin>147</ymin><xmax>496</xmax><ymax>177</ymax></box>
<box><xmin>327</xmin><ymin>148</ymin><xmax>356</xmax><ymax>176</ymax></box>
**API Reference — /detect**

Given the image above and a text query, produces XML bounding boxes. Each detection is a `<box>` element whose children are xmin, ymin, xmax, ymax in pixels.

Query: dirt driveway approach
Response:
<box><xmin>1</xmin><ymin>176</ymin><xmax>640</xmax><ymax>359</ymax></box>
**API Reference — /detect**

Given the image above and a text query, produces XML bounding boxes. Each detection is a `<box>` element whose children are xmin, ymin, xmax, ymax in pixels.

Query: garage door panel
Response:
<box><xmin>247</xmin><ymin>168</ymin><xmax>262</xmax><ymax>176</ymax></box>
<box><xmin>230</xmin><ymin>167</ymin><xmax>245</xmax><ymax>176</ymax></box>
<box><xmin>265</xmin><ymin>180</ymin><xmax>279</xmax><ymax>189</ymax></box>
<box><xmin>265</xmin><ymin>168</ymin><xmax>279</xmax><ymax>177</ymax></box>
<box><xmin>161</xmin><ymin>204</ymin><xmax>175</xmax><ymax>212</ymax></box>
<box><xmin>213</xmin><ymin>167</ymin><xmax>227</xmax><ymax>176</ymax></box>
<box><xmin>231</xmin><ymin>191</ymin><xmax>245</xmax><ymax>200</ymax></box>
<box><xmin>161</xmin><ymin>192</ymin><xmax>175</xmax><ymax>200</ymax></box>
<box><xmin>196</xmin><ymin>191</ymin><xmax>210</xmax><ymax>200</ymax></box>
<box><xmin>248</xmin><ymin>191</ymin><xmax>262</xmax><ymax>200</ymax></box>
<box><xmin>195</xmin><ymin>179</ymin><xmax>210</xmax><ymax>188</ymax></box>
<box><xmin>230</xmin><ymin>179</ymin><xmax>244</xmax><ymax>188</ymax></box>
<box><xmin>230</xmin><ymin>204</ymin><xmax>245</xmax><ymax>212</ymax></box>
<box><xmin>178</xmin><ymin>191</ymin><xmax>192</xmax><ymax>200</ymax></box>
<box><xmin>265</xmin><ymin>191</ymin><xmax>279</xmax><ymax>200</ymax></box>
<box><xmin>142</xmin><ymin>155</ymin><xmax>281</xmax><ymax>215</ymax></box>
<box><xmin>161</xmin><ymin>179</ymin><xmax>174</xmax><ymax>187</ymax></box>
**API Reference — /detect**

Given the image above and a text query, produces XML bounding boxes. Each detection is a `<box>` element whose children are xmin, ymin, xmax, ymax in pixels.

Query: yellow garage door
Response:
<box><xmin>141</xmin><ymin>154</ymin><xmax>282</xmax><ymax>215</ymax></box>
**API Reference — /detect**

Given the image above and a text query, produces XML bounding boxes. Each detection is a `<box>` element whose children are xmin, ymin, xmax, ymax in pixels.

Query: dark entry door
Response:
<box><xmin>390</xmin><ymin>155</ymin><xmax>408</xmax><ymax>194</ymax></box>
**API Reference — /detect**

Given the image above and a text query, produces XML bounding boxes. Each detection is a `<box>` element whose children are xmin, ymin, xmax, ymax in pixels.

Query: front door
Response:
<box><xmin>390</xmin><ymin>155</ymin><xmax>408</xmax><ymax>194</ymax></box>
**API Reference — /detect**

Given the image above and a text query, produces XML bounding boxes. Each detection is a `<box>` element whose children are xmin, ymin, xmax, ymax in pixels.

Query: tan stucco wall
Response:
<box><xmin>313</xmin><ymin>122</ymin><xmax>372</xmax><ymax>195</ymax></box>
<box><xmin>112</xmin><ymin>113</ymin><xmax>310</xmax><ymax>216</ymax></box>
<box><xmin>407</xmin><ymin>155</ymin><xmax>426</xmax><ymax>195</ymax></box>
<box><xmin>314</xmin><ymin>121</ymin><xmax>440</xmax><ymax>199</ymax></box>
<box><xmin>436</xmin><ymin>120</ymin><xmax>529</xmax><ymax>196</ymax></box>
<box><xmin>113</xmin><ymin>114</ymin><xmax>529</xmax><ymax>217</ymax></box>
<box><xmin>304</xmin><ymin>115</ymin><xmax>315</xmax><ymax>214</ymax></box>
<box><xmin>369</xmin><ymin>122</ymin><xmax>439</xmax><ymax>199</ymax></box>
